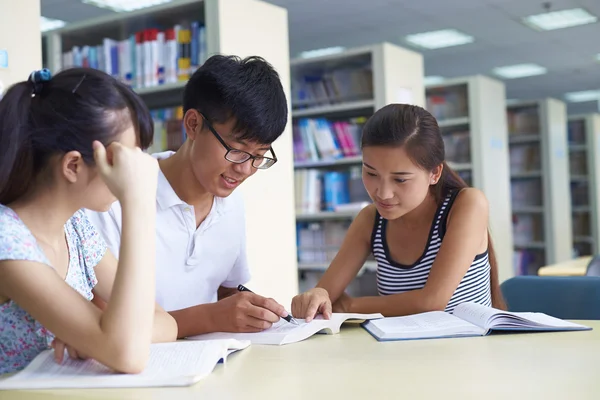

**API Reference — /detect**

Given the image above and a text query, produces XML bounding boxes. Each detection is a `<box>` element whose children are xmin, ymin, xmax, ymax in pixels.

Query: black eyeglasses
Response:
<box><xmin>200</xmin><ymin>113</ymin><xmax>277</xmax><ymax>170</ymax></box>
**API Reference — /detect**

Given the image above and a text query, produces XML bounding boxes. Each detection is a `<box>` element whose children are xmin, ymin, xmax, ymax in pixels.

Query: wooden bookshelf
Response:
<box><xmin>291</xmin><ymin>42</ymin><xmax>424</xmax><ymax>293</ymax></box>
<box><xmin>45</xmin><ymin>0</ymin><xmax>299</xmax><ymax>304</ymax></box>
<box><xmin>568</xmin><ymin>113</ymin><xmax>600</xmax><ymax>257</ymax></box>
<box><xmin>508</xmin><ymin>98</ymin><xmax>572</xmax><ymax>276</ymax></box>
<box><xmin>426</xmin><ymin>75</ymin><xmax>514</xmax><ymax>282</ymax></box>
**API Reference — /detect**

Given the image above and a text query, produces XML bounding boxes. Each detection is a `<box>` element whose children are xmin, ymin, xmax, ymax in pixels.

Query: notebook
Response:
<box><xmin>362</xmin><ymin>302</ymin><xmax>591</xmax><ymax>341</ymax></box>
<box><xmin>188</xmin><ymin>312</ymin><xmax>384</xmax><ymax>345</ymax></box>
<box><xmin>0</xmin><ymin>339</ymin><xmax>250</xmax><ymax>390</ymax></box>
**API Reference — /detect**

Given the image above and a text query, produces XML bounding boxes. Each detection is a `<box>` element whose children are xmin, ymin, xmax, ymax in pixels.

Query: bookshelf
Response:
<box><xmin>568</xmin><ymin>114</ymin><xmax>600</xmax><ymax>257</ymax></box>
<box><xmin>290</xmin><ymin>42</ymin><xmax>424</xmax><ymax>295</ymax></box>
<box><xmin>507</xmin><ymin>98</ymin><xmax>572</xmax><ymax>275</ymax></box>
<box><xmin>425</xmin><ymin>75</ymin><xmax>514</xmax><ymax>283</ymax></box>
<box><xmin>44</xmin><ymin>0</ymin><xmax>298</xmax><ymax>305</ymax></box>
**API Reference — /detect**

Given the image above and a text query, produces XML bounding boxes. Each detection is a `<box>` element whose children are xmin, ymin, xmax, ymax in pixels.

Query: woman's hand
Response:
<box><xmin>291</xmin><ymin>288</ymin><xmax>332</xmax><ymax>322</ymax></box>
<box><xmin>51</xmin><ymin>338</ymin><xmax>89</xmax><ymax>364</ymax></box>
<box><xmin>93</xmin><ymin>141</ymin><xmax>158</xmax><ymax>206</ymax></box>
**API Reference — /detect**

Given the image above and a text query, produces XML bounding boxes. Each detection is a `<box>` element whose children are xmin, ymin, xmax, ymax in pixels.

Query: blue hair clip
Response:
<box><xmin>28</xmin><ymin>68</ymin><xmax>52</xmax><ymax>95</ymax></box>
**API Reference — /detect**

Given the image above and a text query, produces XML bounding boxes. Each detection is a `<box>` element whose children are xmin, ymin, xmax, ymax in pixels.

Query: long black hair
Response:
<box><xmin>361</xmin><ymin>104</ymin><xmax>506</xmax><ymax>310</ymax></box>
<box><xmin>0</xmin><ymin>67</ymin><xmax>154</xmax><ymax>205</ymax></box>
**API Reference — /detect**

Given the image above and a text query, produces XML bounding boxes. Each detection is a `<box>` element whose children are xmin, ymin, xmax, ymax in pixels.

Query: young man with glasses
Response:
<box><xmin>86</xmin><ymin>55</ymin><xmax>290</xmax><ymax>338</ymax></box>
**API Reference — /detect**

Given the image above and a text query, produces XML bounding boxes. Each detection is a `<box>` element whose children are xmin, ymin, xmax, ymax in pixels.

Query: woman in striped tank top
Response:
<box><xmin>291</xmin><ymin>104</ymin><xmax>506</xmax><ymax>321</ymax></box>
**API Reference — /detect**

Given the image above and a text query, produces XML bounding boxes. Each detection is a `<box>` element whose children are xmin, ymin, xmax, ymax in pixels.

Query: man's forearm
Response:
<box><xmin>169</xmin><ymin>303</ymin><xmax>217</xmax><ymax>339</ymax></box>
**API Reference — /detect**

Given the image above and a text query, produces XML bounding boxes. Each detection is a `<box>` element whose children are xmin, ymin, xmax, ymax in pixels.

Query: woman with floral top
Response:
<box><xmin>0</xmin><ymin>67</ymin><xmax>177</xmax><ymax>375</ymax></box>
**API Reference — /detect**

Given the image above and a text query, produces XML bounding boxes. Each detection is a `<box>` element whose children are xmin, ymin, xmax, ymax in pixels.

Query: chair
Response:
<box><xmin>500</xmin><ymin>276</ymin><xmax>600</xmax><ymax>320</ymax></box>
<box><xmin>585</xmin><ymin>255</ymin><xmax>600</xmax><ymax>277</ymax></box>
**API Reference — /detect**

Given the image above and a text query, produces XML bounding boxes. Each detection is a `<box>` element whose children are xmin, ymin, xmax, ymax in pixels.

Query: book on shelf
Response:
<box><xmin>292</xmin><ymin>66</ymin><xmax>373</xmax><ymax>110</ymax></box>
<box><xmin>293</xmin><ymin>117</ymin><xmax>366</xmax><ymax>163</ymax></box>
<box><xmin>513</xmin><ymin>249</ymin><xmax>545</xmax><ymax>275</ymax></box>
<box><xmin>362</xmin><ymin>302</ymin><xmax>591</xmax><ymax>341</ymax></box>
<box><xmin>507</xmin><ymin>106</ymin><xmax>540</xmax><ymax>134</ymax></box>
<box><xmin>294</xmin><ymin>166</ymin><xmax>370</xmax><ymax>215</ymax></box>
<box><xmin>0</xmin><ymin>339</ymin><xmax>249</xmax><ymax>390</ymax></box>
<box><xmin>509</xmin><ymin>145</ymin><xmax>541</xmax><ymax>174</ymax></box>
<box><xmin>425</xmin><ymin>86</ymin><xmax>468</xmax><ymax>120</ymax></box>
<box><xmin>442</xmin><ymin>130</ymin><xmax>471</xmax><ymax>164</ymax></box>
<box><xmin>188</xmin><ymin>313</ymin><xmax>383</xmax><ymax>346</ymax></box>
<box><xmin>568</xmin><ymin>119</ymin><xmax>586</xmax><ymax>144</ymax></box>
<box><xmin>148</xmin><ymin>106</ymin><xmax>186</xmax><ymax>153</ymax></box>
<box><xmin>61</xmin><ymin>21</ymin><xmax>207</xmax><ymax>90</ymax></box>
<box><xmin>297</xmin><ymin>220</ymin><xmax>350</xmax><ymax>263</ymax></box>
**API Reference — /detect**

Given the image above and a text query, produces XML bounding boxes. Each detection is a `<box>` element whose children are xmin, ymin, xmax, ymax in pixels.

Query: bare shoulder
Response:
<box><xmin>449</xmin><ymin>188</ymin><xmax>489</xmax><ymax>220</ymax></box>
<box><xmin>347</xmin><ymin>204</ymin><xmax>378</xmax><ymax>244</ymax></box>
<box><xmin>354</xmin><ymin>204</ymin><xmax>378</xmax><ymax>227</ymax></box>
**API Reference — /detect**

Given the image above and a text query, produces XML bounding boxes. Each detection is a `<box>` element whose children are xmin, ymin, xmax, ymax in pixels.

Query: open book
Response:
<box><xmin>0</xmin><ymin>339</ymin><xmax>249</xmax><ymax>390</ymax></box>
<box><xmin>188</xmin><ymin>312</ymin><xmax>383</xmax><ymax>345</ymax></box>
<box><xmin>362</xmin><ymin>302</ymin><xmax>591</xmax><ymax>341</ymax></box>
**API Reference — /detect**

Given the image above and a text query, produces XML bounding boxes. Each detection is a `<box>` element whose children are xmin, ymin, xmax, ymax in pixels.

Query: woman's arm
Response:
<box><xmin>344</xmin><ymin>189</ymin><xmax>490</xmax><ymax>316</ymax></box>
<box><xmin>0</xmin><ymin>202</ymin><xmax>157</xmax><ymax>374</ymax></box>
<box><xmin>316</xmin><ymin>205</ymin><xmax>376</xmax><ymax>302</ymax></box>
<box><xmin>291</xmin><ymin>205</ymin><xmax>375</xmax><ymax>320</ymax></box>
<box><xmin>92</xmin><ymin>250</ymin><xmax>178</xmax><ymax>343</ymax></box>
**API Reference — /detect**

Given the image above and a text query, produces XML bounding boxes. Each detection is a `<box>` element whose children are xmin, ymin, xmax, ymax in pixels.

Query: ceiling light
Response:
<box><xmin>405</xmin><ymin>29</ymin><xmax>474</xmax><ymax>50</ymax></box>
<box><xmin>424</xmin><ymin>76</ymin><xmax>445</xmax><ymax>85</ymax></box>
<box><xmin>40</xmin><ymin>16</ymin><xmax>66</xmax><ymax>32</ymax></box>
<box><xmin>596</xmin><ymin>54</ymin><xmax>600</xmax><ymax>61</ymax></box>
<box><xmin>523</xmin><ymin>8</ymin><xmax>597</xmax><ymax>31</ymax></box>
<box><xmin>82</xmin><ymin>0</ymin><xmax>173</xmax><ymax>12</ymax></box>
<box><xmin>298</xmin><ymin>46</ymin><xmax>346</xmax><ymax>59</ymax></box>
<box><xmin>492</xmin><ymin>63</ymin><xmax>547</xmax><ymax>79</ymax></box>
<box><xmin>564</xmin><ymin>90</ymin><xmax>600</xmax><ymax>103</ymax></box>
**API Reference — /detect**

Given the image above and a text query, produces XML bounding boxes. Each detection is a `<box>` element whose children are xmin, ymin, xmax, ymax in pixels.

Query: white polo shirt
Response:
<box><xmin>85</xmin><ymin>151</ymin><xmax>251</xmax><ymax>312</ymax></box>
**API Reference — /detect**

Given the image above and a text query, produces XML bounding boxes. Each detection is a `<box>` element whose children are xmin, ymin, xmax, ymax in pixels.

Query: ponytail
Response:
<box><xmin>0</xmin><ymin>82</ymin><xmax>36</xmax><ymax>204</ymax></box>
<box><xmin>434</xmin><ymin>162</ymin><xmax>507</xmax><ymax>310</ymax></box>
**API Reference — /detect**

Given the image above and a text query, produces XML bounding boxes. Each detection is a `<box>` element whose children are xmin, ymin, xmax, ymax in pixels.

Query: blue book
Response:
<box><xmin>323</xmin><ymin>171</ymin><xmax>350</xmax><ymax>211</ymax></box>
<box><xmin>362</xmin><ymin>302</ymin><xmax>591</xmax><ymax>341</ymax></box>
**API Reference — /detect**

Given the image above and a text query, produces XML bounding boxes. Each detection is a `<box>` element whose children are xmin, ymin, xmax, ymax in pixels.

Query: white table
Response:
<box><xmin>3</xmin><ymin>321</ymin><xmax>600</xmax><ymax>399</ymax></box>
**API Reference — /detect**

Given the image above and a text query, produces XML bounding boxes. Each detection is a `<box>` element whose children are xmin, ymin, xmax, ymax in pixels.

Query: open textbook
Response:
<box><xmin>0</xmin><ymin>339</ymin><xmax>249</xmax><ymax>390</ymax></box>
<box><xmin>188</xmin><ymin>312</ymin><xmax>384</xmax><ymax>345</ymax></box>
<box><xmin>362</xmin><ymin>301</ymin><xmax>591</xmax><ymax>341</ymax></box>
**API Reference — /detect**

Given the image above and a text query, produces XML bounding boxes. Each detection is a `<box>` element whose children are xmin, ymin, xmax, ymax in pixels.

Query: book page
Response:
<box><xmin>187</xmin><ymin>319</ymin><xmax>332</xmax><ymax>345</ymax></box>
<box><xmin>453</xmin><ymin>302</ymin><xmax>590</xmax><ymax>330</ymax></box>
<box><xmin>452</xmin><ymin>302</ymin><xmax>503</xmax><ymax>328</ymax></box>
<box><xmin>504</xmin><ymin>312</ymin><xmax>589</xmax><ymax>329</ymax></box>
<box><xmin>187</xmin><ymin>313</ymin><xmax>383</xmax><ymax>346</ymax></box>
<box><xmin>0</xmin><ymin>340</ymin><xmax>249</xmax><ymax>390</ymax></box>
<box><xmin>366</xmin><ymin>311</ymin><xmax>484</xmax><ymax>340</ymax></box>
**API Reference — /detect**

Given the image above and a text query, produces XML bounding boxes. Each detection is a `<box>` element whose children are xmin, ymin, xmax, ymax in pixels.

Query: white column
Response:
<box><xmin>0</xmin><ymin>0</ymin><xmax>42</xmax><ymax>95</ymax></box>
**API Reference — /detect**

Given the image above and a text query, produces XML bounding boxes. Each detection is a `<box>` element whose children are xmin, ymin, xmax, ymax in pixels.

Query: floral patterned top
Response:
<box><xmin>0</xmin><ymin>205</ymin><xmax>107</xmax><ymax>374</ymax></box>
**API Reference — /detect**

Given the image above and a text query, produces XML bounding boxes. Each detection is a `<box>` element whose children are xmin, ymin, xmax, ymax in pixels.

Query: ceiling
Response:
<box><xmin>41</xmin><ymin>0</ymin><xmax>600</xmax><ymax>114</ymax></box>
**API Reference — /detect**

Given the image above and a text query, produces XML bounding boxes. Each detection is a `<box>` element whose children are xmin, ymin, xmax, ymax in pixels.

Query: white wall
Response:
<box><xmin>206</xmin><ymin>0</ymin><xmax>298</xmax><ymax>307</ymax></box>
<box><xmin>0</xmin><ymin>0</ymin><xmax>42</xmax><ymax>94</ymax></box>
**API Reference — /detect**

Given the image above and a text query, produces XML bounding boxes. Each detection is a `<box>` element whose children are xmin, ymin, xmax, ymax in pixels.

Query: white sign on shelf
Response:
<box><xmin>0</xmin><ymin>50</ymin><xmax>7</xmax><ymax>69</ymax></box>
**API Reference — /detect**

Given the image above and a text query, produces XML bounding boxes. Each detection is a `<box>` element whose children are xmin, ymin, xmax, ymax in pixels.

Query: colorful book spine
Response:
<box><xmin>60</xmin><ymin>21</ymin><xmax>207</xmax><ymax>90</ymax></box>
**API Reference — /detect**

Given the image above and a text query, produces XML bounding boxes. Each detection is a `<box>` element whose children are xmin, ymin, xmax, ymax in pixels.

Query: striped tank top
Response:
<box><xmin>371</xmin><ymin>190</ymin><xmax>492</xmax><ymax>313</ymax></box>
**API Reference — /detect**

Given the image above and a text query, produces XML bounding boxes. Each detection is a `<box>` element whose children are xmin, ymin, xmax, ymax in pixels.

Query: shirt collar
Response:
<box><xmin>152</xmin><ymin>151</ymin><xmax>230</xmax><ymax>216</ymax></box>
<box><xmin>156</xmin><ymin>169</ymin><xmax>186</xmax><ymax>211</ymax></box>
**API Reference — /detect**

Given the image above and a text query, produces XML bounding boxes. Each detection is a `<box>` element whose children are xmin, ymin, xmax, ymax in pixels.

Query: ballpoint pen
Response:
<box><xmin>237</xmin><ymin>284</ymin><xmax>300</xmax><ymax>325</ymax></box>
